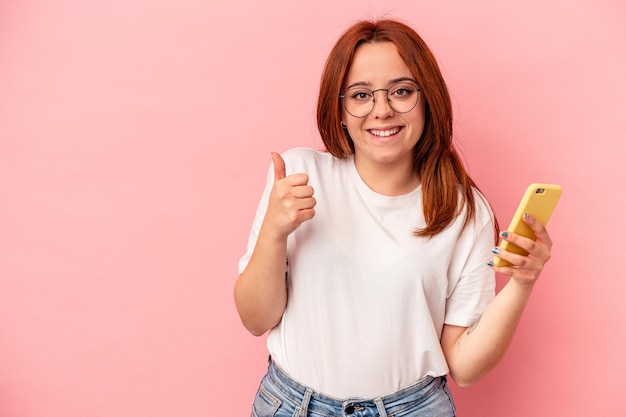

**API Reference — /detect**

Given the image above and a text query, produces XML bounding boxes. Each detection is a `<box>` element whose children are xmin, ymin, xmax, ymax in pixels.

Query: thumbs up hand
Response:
<box><xmin>265</xmin><ymin>152</ymin><xmax>316</xmax><ymax>238</ymax></box>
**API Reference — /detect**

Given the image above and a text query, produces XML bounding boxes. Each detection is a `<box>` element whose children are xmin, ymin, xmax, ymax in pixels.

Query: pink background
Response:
<box><xmin>1</xmin><ymin>1</ymin><xmax>624</xmax><ymax>416</ymax></box>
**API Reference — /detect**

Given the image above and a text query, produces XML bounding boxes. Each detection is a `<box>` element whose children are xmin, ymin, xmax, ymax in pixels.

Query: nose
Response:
<box><xmin>370</xmin><ymin>89</ymin><xmax>394</xmax><ymax>118</ymax></box>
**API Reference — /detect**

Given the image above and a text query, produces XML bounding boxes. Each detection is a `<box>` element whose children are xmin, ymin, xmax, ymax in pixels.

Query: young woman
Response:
<box><xmin>235</xmin><ymin>19</ymin><xmax>553</xmax><ymax>417</ymax></box>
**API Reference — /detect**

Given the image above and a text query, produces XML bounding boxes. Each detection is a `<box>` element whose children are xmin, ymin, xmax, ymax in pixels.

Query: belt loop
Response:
<box><xmin>300</xmin><ymin>388</ymin><xmax>313</xmax><ymax>416</ymax></box>
<box><xmin>374</xmin><ymin>397</ymin><xmax>388</xmax><ymax>417</ymax></box>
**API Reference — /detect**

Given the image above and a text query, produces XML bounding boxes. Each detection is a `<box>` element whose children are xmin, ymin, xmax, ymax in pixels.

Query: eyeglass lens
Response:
<box><xmin>342</xmin><ymin>83</ymin><xmax>420</xmax><ymax>118</ymax></box>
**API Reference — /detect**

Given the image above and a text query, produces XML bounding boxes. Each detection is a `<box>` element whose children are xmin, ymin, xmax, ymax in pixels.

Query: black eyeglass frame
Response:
<box><xmin>339</xmin><ymin>85</ymin><xmax>422</xmax><ymax>118</ymax></box>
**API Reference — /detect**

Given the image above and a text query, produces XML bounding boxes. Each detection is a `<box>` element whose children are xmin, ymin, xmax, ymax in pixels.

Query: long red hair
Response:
<box><xmin>317</xmin><ymin>19</ymin><xmax>498</xmax><ymax>240</ymax></box>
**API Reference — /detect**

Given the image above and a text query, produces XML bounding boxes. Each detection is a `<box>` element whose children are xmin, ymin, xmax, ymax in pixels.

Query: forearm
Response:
<box><xmin>234</xmin><ymin>225</ymin><xmax>289</xmax><ymax>336</ymax></box>
<box><xmin>445</xmin><ymin>278</ymin><xmax>535</xmax><ymax>386</ymax></box>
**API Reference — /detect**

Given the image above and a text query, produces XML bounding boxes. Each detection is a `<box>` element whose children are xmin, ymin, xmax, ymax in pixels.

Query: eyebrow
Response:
<box><xmin>345</xmin><ymin>77</ymin><xmax>418</xmax><ymax>90</ymax></box>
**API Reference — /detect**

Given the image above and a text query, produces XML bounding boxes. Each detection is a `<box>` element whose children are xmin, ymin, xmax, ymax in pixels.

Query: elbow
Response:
<box><xmin>234</xmin><ymin>305</ymin><xmax>273</xmax><ymax>337</ymax></box>
<box><xmin>239</xmin><ymin>314</ymin><xmax>282</xmax><ymax>337</ymax></box>
<box><xmin>233</xmin><ymin>277</ymin><xmax>284</xmax><ymax>337</ymax></box>
<box><xmin>242</xmin><ymin>312</ymin><xmax>283</xmax><ymax>336</ymax></box>
<box><xmin>449</xmin><ymin>368</ymin><xmax>488</xmax><ymax>388</ymax></box>
<box><xmin>234</xmin><ymin>294</ymin><xmax>274</xmax><ymax>337</ymax></box>
<box><xmin>243</xmin><ymin>321</ymin><xmax>271</xmax><ymax>337</ymax></box>
<box><xmin>450</xmin><ymin>375</ymin><xmax>478</xmax><ymax>388</ymax></box>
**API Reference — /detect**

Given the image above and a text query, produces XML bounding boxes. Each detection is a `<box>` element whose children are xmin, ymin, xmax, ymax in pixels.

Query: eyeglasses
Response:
<box><xmin>340</xmin><ymin>82</ymin><xmax>422</xmax><ymax>118</ymax></box>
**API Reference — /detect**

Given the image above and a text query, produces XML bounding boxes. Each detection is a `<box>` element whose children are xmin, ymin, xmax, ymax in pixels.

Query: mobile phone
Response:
<box><xmin>492</xmin><ymin>183</ymin><xmax>562</xmax><ymax>267</ymax></box>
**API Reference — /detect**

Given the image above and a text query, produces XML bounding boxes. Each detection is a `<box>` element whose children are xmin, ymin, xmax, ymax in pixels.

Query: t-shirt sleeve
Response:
<box><xmin>444</xmin><ymin>198</ymin><xmax>496</xmax><ymax>326</ymax></box>
<box><xmin>237</xmin><ymin>164</ymin><xmax>274</xmax><ymax>274</ymax></box>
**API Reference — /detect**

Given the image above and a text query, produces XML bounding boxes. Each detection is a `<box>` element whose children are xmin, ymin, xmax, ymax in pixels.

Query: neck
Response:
<box><xmin>354</xmin><ymin>156</ymin><xmax>419</xmax><ymax>196</ymax></box>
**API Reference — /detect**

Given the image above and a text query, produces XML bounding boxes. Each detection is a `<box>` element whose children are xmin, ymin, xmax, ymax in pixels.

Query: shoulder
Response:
<box><xmin>453</xmin><ymin>186</ymin><xmax>496</xmax><ymax>231</ymax></box>
<box><xmin>472</xmin><ymin>188</ymin><xmax>495</xmax><ymax>221</ymax></box>
<box><xmin>466</xmin><ymin>187</ymin><xmax>497</xmax><ymax>237</ymax></box>
<box><xmin>282</xmin><ymin>147</ymin><xmax>333</xmax><ymax>161</ymax></box>
<box><xmin>281</xmin><ymin>147</ymin><xmax>341</xmax><ymax>171</ymax></box>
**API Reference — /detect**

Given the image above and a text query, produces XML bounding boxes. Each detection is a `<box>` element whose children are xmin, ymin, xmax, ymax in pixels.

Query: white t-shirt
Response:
<box><xmin>238</xmin><ymin>147</ymin><xmax>496</xmax><ymax>399</ymax></box>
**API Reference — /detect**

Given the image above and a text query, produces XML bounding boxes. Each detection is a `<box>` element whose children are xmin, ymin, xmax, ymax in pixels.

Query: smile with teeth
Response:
<box><xmin>369</xmin><ymin>127</ymin><xmax>401</xmax><ymax>137</ymax></box>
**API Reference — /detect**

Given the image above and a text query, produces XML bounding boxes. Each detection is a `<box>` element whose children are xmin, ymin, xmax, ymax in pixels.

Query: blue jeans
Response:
<box><xmin>251</xmin><ymin>359</ymin><xmax>456</xmax><ymax>417</ymax></box>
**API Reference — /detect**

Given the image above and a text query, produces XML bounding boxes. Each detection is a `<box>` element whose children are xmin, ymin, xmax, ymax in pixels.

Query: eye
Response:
<box><xmin>390</xmin><ymin>85</ymin><xmax>415</xmax><ymax>99</ymax></box>
<box><xmin>349</xmin><ymin>90</ymin><xmax>373</xmax><ymax>102</ymax></box>
<box><xmin>395</xmin><ymin>88</ymin><xmax>411</xmax><ymax>96</ymax></box>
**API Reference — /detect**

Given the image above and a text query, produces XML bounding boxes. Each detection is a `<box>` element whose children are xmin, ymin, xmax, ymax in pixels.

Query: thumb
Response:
<box><xmin>271</xmin><ymin>152</ymin><xmax>286</xmax><ymax>182</ymax></box>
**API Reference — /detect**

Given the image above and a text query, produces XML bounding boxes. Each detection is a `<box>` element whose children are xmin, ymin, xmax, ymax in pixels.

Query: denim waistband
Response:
<box><xmin>265</xmin><ymin>358</ymin><xmax>450</xmax><ymax>417</ymax></box>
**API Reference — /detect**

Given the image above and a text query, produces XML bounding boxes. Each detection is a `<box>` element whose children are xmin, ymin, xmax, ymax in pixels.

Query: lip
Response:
<box><xmin>367</xmin><ymin>126</ymin><xmax>403</xmax><ymax>139</ymax></box>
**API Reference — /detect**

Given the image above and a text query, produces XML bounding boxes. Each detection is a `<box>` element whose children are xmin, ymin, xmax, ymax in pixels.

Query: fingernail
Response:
<box><xmin>487</xmin><ymin>261</ymin><xmax>494</xmax><ymax>267</ymax></box>
<box><xmin>500</xmin><ymin>231</ymin><xmax>508</xmax><ymax>238</ymax></box>
<box><xmin>492</xmin><ymin>247</ymin><xmax>499</xmax><ymax>254</ymax></box>
<box><xmin>524</xmin><ymin>213</ymin><xmax>531</xmax><ymax>220</ymax></box>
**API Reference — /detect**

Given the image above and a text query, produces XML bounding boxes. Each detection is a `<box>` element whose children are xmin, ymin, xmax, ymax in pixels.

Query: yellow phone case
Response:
<box><xmin>492</xmin><ymin>183</ymin><xmax>562</xmax><ymax>267</ymax></box>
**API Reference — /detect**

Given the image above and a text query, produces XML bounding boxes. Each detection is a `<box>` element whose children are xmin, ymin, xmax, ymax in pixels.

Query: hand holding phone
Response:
<box><xmin>492</xmin><ymin>183</ymin><xmax>562</xmax><ymax>267</ymax></box>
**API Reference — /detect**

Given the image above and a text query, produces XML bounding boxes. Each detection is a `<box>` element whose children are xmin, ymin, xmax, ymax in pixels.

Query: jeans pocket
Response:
<box><xmin>252</xmin><ymin>384</ymin><xmax>282</xmax><ymax>417</ymax></box>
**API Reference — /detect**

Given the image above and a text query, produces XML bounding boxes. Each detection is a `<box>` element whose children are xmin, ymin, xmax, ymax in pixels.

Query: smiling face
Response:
<box><xmin>342</xmin><ymin>41</ymin><xmax>426</xmax><ymax>177</ymax></box>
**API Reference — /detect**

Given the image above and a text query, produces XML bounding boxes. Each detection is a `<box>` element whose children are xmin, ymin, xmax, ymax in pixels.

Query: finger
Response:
<box><xmin>298</xmin><ymin>207</ymin><xmax>316</xmax><ymax>223</ymax></box>
<box><xmin>489</xmin><ymin>247</ymin><xmax>541</xmax><ymax>279</ymax></box>
<box><xmin>280</xmin><ymin>200</ymin><xmax>316</xmax><ymax>232</ymax></box>
<box><xmin>285</xmin><ymin>173</ymin><xmax>310</xmax><ymax>187</ymax></box>
<box><xmin>499</xmin><ymin>232</ymin><xmax>536</xmax><ymax>258</ymax></box>
<box><xmin>502</xmin><ymin>222</ymin><xmax>551</xmax><ymax>261</ymax></box>
<box><xmin>492</xmin><ymin>246</ymin><xmax>531</xmax><ymax>269</ymax></box>
<box><xmin>291</xmin><ymin>185</ymin><xmax>315</xmax><ymax>199</ymax></box>
<box><xmin>489</xmin><ymin>263</ymin><xmax>535</xmax><ymax>284</ymax></box>
<box><xmin>282</xmin><ymin>196</ymin><xmax>317</xmax><ymax>213</ymax></box>
<box><xmin>297</xmin><ymin>196</ymin><xmax>317</xmax><ymax>210</ymax></box>
<box><xmin>271</xmin><ymin>152</ymin><xmax>286</xmax><ymax>182</ymax></box>
<box><xmin>523</xmin><ymin>213</ymin><xmax>553</xmax><ymax>246</ymax></box>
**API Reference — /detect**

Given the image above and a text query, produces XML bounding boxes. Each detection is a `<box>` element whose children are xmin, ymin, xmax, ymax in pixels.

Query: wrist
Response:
<box><xmin>506</xmin><ymin>277</ymin><xmax>536</xmax><ymax>298</ymax></box>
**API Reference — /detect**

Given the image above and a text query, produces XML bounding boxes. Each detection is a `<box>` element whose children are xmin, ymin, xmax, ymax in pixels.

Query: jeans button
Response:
<box><xmin>345</xmin><ymin>405</ymin><xmax>355</xmax><ymax>414</ymax></box>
